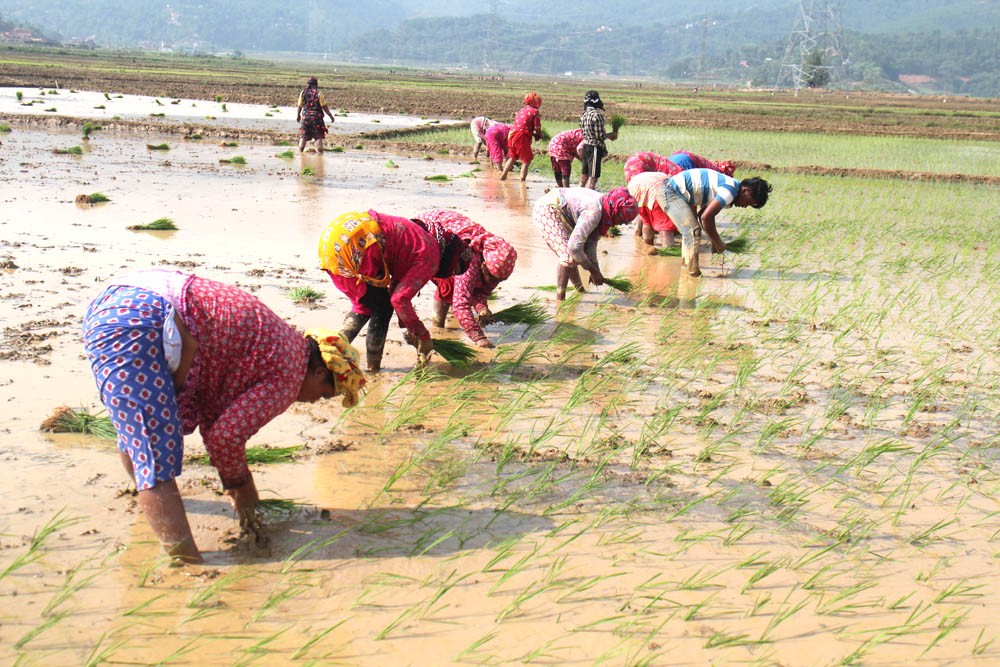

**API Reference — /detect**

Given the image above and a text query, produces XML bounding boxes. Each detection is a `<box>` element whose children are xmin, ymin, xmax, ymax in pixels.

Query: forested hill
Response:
<box><xmin>2</xmin><ymin>0</ymin><xmax>999</xmax><ymax>96</ymax></box>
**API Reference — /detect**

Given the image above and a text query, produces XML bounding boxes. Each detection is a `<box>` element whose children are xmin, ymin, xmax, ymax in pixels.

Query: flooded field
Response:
<box><xmin>1</xmin><ymin>92</ymin><xmax>999</xmax><ymax>666</ymax></box>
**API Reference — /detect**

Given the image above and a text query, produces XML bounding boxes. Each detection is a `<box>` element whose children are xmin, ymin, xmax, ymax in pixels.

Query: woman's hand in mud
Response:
<box><xmin>475</xmin><ymin>308</ymin><xmax>493</xmax><ymax>327</ymax></box>
<box><xmin>588</xmin><ymin>271</ymin><xmax>605</xmax><ymax>287</ymax></box>
<box><xmin>226</xmin><ymin>475</ymin><xmax>259</xmax><ymax>514</ymax></box>
<box><xmin>417</xmin><ymin>337</ymin><xmax>434</xmax><ymax>355</ymax></box>
<box><xmin>710</xmin><ymin>236</ymin><xmax>727</xmax><ymax>254</ymax></box>
<box><xmin>476</xmin><ymin>338</ymin><xmax>494</xmax><ymax>349</ymax></box>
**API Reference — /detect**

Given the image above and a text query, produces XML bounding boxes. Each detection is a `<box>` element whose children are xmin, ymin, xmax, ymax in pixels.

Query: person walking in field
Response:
<box><xmin>548</xmin><ymin>128</ymin><xmax>584</xmax><ymax>188</ymax></box>
<box><xmin>579</xmin><ymin>90</ymin><xmax>618</xmax><ymax>190</ymax></box>
<box><xmin>417</xmin><ymin>209</ymin><xmax>518</xmax><ymax>349</ymax></box>
<box><xmin>82</xmin><ymin>269</ymin><xmax>366</xmax><ymax>564</ymax></box>
<box><xmin>485</xmin><ymin>121</ymin><xmax>512</xmax><ymax>170</ymax></box>
<box><xmin>318</xmin><ymin>210</ymin><xmax>471</xmax><ymax>371</ymax></box>
<box><xmin>650</xmin><ymin>168</ymin><xmax>771</xmax><ymax>277</ymax></box>
<box><xmin>500</xmin><ymin>92</ymin><xmax>543</xmax><ymax>182</ymax></box>
<box><xmin>470</xmin><ymin>116</ymin><xmax>493</xmax><ymax>159</ymax></box>
<box><xmin>533</xmin><ymin>187</ymin><xmax>638</xmax><ymax>300</ymax></box>
<box><xmin>296</xmin><ymin>76</ymin><xmax>336</xmax><ymax>153</ymax></box>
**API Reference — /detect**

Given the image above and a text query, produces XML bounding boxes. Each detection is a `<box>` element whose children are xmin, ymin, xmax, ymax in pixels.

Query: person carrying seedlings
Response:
<box><xmin>548</xmin><ymin>128</ymin><xmax>584</xmax><ymax>188</ymax></box>
<box><xmin>485</xmin><ymin>121</ymin><xmax>511</xmax><ymax>170</ymax></box>
<box><xmin>296</xmin><ymin>76</ymin><xmax>336</xmax><ymax>154</ymax></box>
<box><xmin>500</xmin><ymin>92</ymin><xmax>542</xmax><ymax>182</ymax></box>
<box><xmin>417</xmin><ymin>209</ymin><xmax>518</xmax><ymax>349</ymax></box>
<box><xmin>319</xmin><ymin>210</ymin><xmax>472</xmax><ymax>371</ymax></box>
<box><xmin>579</xmin><ymin>90</ymin><xmax>618</xmax><ymax>190</ymax></box>
<box><xmin>532</xmin><ymin>187</ymin><xmax>639</xmax><ymax>300</ymax></box>
<box><xmin>623</xmin><ymin>150</ymin><xmax>734</xmax><ymax>184</ymax></box>
<box><xmin>82</xmin><ymin>269</ymin><xmax>366</xmax><ymax>564</ymax></box>
<box><xmin>654</xmin><ymin>168</ymin><xmax>771</xmax><ymax>277</ymax></box>
<box><xmin>470</xmin><ymin>116</ymin><xmax>493</xmax><ymax>159</ymax></box>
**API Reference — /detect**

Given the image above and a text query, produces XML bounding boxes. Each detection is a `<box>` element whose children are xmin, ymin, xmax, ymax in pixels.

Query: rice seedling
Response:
<box><xmin>610</xmin><ymin>113</ymin><xmax>627</xmax><ymax>133</ymax></box>
<box><xmin>149</xmin><ymin>112</ymin><xmax>165</xmax><ymax>117</ymax></box>
<box><xmin>80</xmin><ymin>122</ymin><xmax>101</xmax><ymax>139</ymax></box>
<box><xmin>44</xmin><ymin>107</ymin><xmax>57</xmax><ymax>112</ymax></box>
<box><xmin>221</xmin><ymin>103</ymin><xmax>228</xmax><ymax>112</ymax></box>
<box><xmin>220</xmin><ymin>140</ymin><xmax>238</xmax><ymax>147</ymax></box>
<box><xmin>384</xmin><ymin>159</ymin><xmax>398</xmax><ymax>168</ymax></box>
<box><xmin>128</xmin><ymin>217</ymin><xmax>177</xmax><ymax>231</ymax></box>
<box><xmin>432</xmin><ymin>338</ymin><xmax>477</xmax><ymax>365</ymax></box>
<box><xmin>15</xmin><ymin>91</ymin><xmax>22</xmax><ymax>100</ymax></box>
<box><xmin>188</xmin><ymin>444</ymin><xmax>302</xmax><ymax>465</ymax></box>
<box><xmin>724</xmin><ymin>235</ymin><xmax>752</xmax><ymax>253</ymax></box>
<box><xmin>603</xmin><ymin>275</ymin><xmax>634</xmax><ymax>293</ymax></box>
<box><xmin>85</xmin><ymin>192</ymin><xmax>111</xmax><ymax>203</ymax></box>
<box><xmin>0</xmin><ymin>122</ymin><xmax>11</xmax><ymax>133</ymax></box>
<box><xmin>39</xmin><ymin>405</ymin><xmax>116</xmax><ymax>438</ymax></box>
<box><xmin>537</xmin><ymin>126</ymin><xmax>552</xmax><ymax>142</ymax></box>
<box><xmin>301</xmin><ymin>167</ymin><xmax>316</xmax><ymax>176</ymax></box>
<box><xmin>214</xmin><ymin>95</ymin><xmax>223</xmax><ymax>102</ymax></box>
<box><xmin>146</xmin><ymin>143</ymin><xmax>169</xmax><ymax>150</ymax></box>
<box><xmin>424</xmin><ymin>174</ymin><xmax>452</xmax><ymax>182</ymax></box>
<box><xmin>185</xmin><ymin>133</ymin><xmax>202</xmax><ymax>140</ymax></box>
<box><xmin>491</xmin><ymin>301</ymin><xmax>549</xmax><ymax>326</ymax></box>
<box><xmin>1</xmin><ymin>511</ymin><xmax>84</xmax><ymax>581</ymax></box>
<box><xmin>258</xmin><ymin>498</ymin><xmax>307</xmax><ymax>517</ymax></box>
<box><xmin>288</xmin><ymin>286</ymin><xmax>324</xmax><ymax>303</ymax></box>
<box><xmin>655</xmin><ymin>246</ymin><xmax>682</xmax><ymax>257</ymax></box>
<box><xmin>53</xmin><ymin>145</ymin><xmax>83</xmax><ymax>155</ymax></box>
<box><xmin>354</xmin><ymin>143</ymin><xmax>364</xmax><ymax>149</ymax></box>
<box><xmin>220</xmin><ymin>155</ymin><xmax>247</xmax><ymax>164</ymax></box>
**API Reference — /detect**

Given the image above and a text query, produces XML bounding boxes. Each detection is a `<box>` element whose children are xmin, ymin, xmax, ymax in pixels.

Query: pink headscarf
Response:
<box><xmin>482</xmin><ymin>237</ymin><xmax>517</xmax><ymax>280</ymax></box>
<box><xmin>524</xmin><ymin>92</ymin><xmax>542</xmax><ymax>108</ymax></box>
<box><xmin>600</xmin><ymin>187</ymin><xmax>639</xmax><ymax>236</ymax></box>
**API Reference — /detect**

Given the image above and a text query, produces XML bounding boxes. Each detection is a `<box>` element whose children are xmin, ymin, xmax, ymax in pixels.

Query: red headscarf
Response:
<box><xmin>599</xmin><ymin>187</ymin><xmax>639</xmax><ymax>236</ymax></box>
<box><xmin>482</xmin><ymin>237</ymin><xmax>517</xmax><ymax>280</ymax></box>
<box><xmin>524</xmin><ymin>92</ymin><xmax>542</xmax><ymax>108</ymax></box>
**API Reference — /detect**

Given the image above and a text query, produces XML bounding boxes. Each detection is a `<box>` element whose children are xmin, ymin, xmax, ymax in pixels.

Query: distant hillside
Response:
<box><xmin>2</xmin><ymin>0</ymin><xmax>999</xmax><ymax>95</ymax></box>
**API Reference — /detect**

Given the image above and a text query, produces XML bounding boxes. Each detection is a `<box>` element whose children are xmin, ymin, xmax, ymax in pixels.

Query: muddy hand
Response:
<box><xmin>238</xmin><ymin>507</ymin><xmax>269</xmax><ymax>548</ymax></box>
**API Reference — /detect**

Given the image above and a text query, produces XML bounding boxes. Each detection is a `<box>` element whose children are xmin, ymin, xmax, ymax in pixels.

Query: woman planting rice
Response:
<box><xmin>628</xmin><ymin>170</ymin><xmax>679</xmax><ymax>251</ymax></box>
<box><xmin>417</xmin><ymin>209</ymin><xmax>518</xmax><ymax>349</ymax></box>
<box><xmin>547</xmin><ymin>128</ymin><xmax>584</xmax><ymax>188</ymax></box>
<box><xmin>82</xmin><ymin>269</ymin><xmax>365</xmax><ymax>564</ymax></box>
<box><xmin>500</xmin><ymin>92</ymin><xmax>542</xmax><ymax>182</ymax></box>
<box><xmin>532</xmin><ymin>187</ymin><xmax>639</xmax><ymax>300</ymax></box>
<box><xmin>319</xmin><ymin>210</ymin><xmax>471</xmax><ymax>371</ymax></box>
<box><xmin>623</xmin><ymin>150</ymin><xmax>735</xmax><ymax>184</ymax></box>
<box><xmin>470</xmin><ymin>116</ymin><xmax>493</xmax><ymax>159</ymax></box>
<box><xmin>485</xmin><ymin>121</ymin><xmax>511</xmax><ymax>170</ymax></box>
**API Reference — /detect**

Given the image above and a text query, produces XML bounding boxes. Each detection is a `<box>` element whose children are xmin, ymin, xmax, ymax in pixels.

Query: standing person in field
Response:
<box><xmin>533</xmin><ymin>187</ymin><xmax>639</xmax><ymax>300</ymax></box>
<box><xmin>470</xmin><ymin>116</ymin><xmax>493</xmax><ymax>159</ymax></box>
<box><xmin>548</xmin><ymin>128</ymin><xmax>584</xmax><ymax>188</ymax></box>
<box><xmin>319</xmin><ymin>210</ymin><xmax>471</xmax><ymax>371</ymax></box>
<box><xmin>658</xmin><ymin>168</ymin><xmax>771</xmax><ymax>277</ymax></box>
<box><xmin>579</xmin><ymin>90</ymin><xmax>617</xmax><ymax>190</ymax></box>
<box><xmin>417</xmin><ymin>209</ymin><xmax>518</xmax><ymax>349</ymax></box>
<box><xmin>500</xmin><ymin>92</ymin><xmax>542</xmax><ymax>182</ymax></box>
<box><xmin>82</xmin><ymin>269</ymin><xmax>366</xmax><ymax>564</ymax></box>
<box><xmin>296</xmin><ymin>76</ymin><xmax>336</xmax><ymax>154</ymax></box>
<box><xmin>485</xmin><ymin>121</ymin><xmax>511</xmax><ymax>170</ymax></box>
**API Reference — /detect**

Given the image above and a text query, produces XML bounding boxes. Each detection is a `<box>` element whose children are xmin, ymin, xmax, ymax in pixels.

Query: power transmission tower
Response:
<box><xmin>775</xmin><ymin>0</ymin><xmax>847</xmax><ymax>91</ymax></box>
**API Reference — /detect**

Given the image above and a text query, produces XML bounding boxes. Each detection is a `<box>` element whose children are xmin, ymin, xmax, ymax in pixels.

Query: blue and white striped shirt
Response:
<box><xmin>667</xmin><ymin>168</ymin><xmax>741</xmax><ymax>209</ymax></box>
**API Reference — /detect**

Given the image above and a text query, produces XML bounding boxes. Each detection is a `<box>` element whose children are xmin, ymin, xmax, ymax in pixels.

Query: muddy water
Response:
<box><xmin>5</xmin><ymin>109</ymin><xmax>997</xmax><ymax>666</ymax></box>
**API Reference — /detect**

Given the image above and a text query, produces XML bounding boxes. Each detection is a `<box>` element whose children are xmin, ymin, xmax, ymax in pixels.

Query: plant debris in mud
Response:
<box><xmin>40</xmin><ymin>406</ymin><xmax>116</xmax><ymax>439</ymax></box>
<box><xmin>287</xmin><ymin>286</ymin><xmax>324</xmax><ymax>304</ymax></box>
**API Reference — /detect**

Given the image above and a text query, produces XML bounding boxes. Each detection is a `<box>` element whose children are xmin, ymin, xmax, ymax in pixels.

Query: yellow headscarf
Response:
<box><xmin>318</xmin><ymin>211</ymin><xmax>391</xmax><ymax>289</ymax></box>
<box><xmin>305</xmin><ymin>329</ymin><xmax>366</xmax><ymax>407</ymax></box>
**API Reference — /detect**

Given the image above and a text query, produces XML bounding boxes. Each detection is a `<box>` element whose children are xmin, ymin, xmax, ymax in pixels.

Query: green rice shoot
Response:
<box><xmin>384</xmin><ymin>160</ymin><xmax>398</xmax><ymax>169</ymax></box>
<box><xmin>258</xmin><ymin>498</ymin><xmax>307</xmax><ymax>517</ymax></box>
<box><xmin>301</xmin><ymin>167</ymin><xmax>316</xmax><ymax>176</ymax></box>
<box><xmin>432</xmin><ymin>338</ymin><xmax>477</xmax><ymax>365</ymax></box>
<box><xmin>327</xmin><ymin>146</ymin><xmax>344</xmax><ymax>153</ymax></box>
<box><xmin>424</xmin><ymin>174</ymin><xmax>451</xmax><ymax>182</ymax></box>
<box><xmin>40</xmin><ymin>406</ymin><xmax>116</xmax><ymax>439</ymax></box>
<box><xmin>533</xmin><ymin>285</ymin><xmax>558</xmax><ymax>292</ymax></box>
<box><xmin>0</xmin><ymin>123</ymin><xmax>12</xmax><ymax>133</ymax></box>
<box><xmin>603</xmin><ymin>275</ymin><xmax>634</xmax><ymax>293</ymax></box>
<box><xmin>491</xmin><ymin>301</ymin><xmax>550</xmax><ymax>326</ymax></box>
<box><xmin>275</xmin><ymin>149</ymin><xmax>295</xmax><ymax>159</ymax></box>
<box><xmin>220</xmin><ymin>156</ymin><xmax>247</xmax><ymax>164</ymax></box>
<box><xmin>87</xmin><ymin>192</ymin><xmax>111</xmax><ymax>203</ymax></box>
<box><xmin>54</xmin><ymin>145</ymin><xmax>83</xmax><ymax>155</ymax></box>
<box><xmin>288</xmin><ymin>286</ymin><xmax>325</xmax><ymax>303</ymax></box>
<box><xmin>537</xmin><ymin>126</ymin><xmax>552</xmax><ymax>142</ymax></box>
<box><xmin>146</xmin><ymin>143</ymin><xmax>169</xmax><ymax>150</ymax></box>
<box><xmin>81</xmin><ymin>122</ymin><xmax>101</xmax><ymax>138</ymax></box>
<box><xmin>611</xmin><ymin>113</ymin><xmax>627</xmax><ymax>133</ymax></box>
<box><xmin>725</xmin><ymin>235</ymin><xmax>751</xmax><ymax>253</ymax></box>
<box><xmin>128</xmin><ymin>217</ymin><xmax>177</xmax><ymax>231</ymax></box>
<box><xmin>220</xmin><ymin>141</ymin><xmax>238</xmax><ymax>147</ymax></box>
<box><xmin>187</xmin><ymin>444</ymin><xmax>303</xmax><ymax>466</ymax></box>
<box><xmin>655</xmin><ymin>246</ymin><xmax>682</xmax><ymax>257</ymax></box>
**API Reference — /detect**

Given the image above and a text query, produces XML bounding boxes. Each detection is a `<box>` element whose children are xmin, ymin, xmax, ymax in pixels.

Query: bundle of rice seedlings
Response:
<box><xmin>81</xmin><ymin>122</ymin><xmax>101</xmax><ymax>138</ymax></box>
<box><xmin>424</xmin><ymin>174</ymin><xmax>451</xmax><ymax>182</ymax></box>
<box><xmin>220</xmin><ymin>156</ymin><xmax>247</xmax><ymax>165</ymax></box>
<box><xmin>93</xmin><ymin>105</ymin><xmax>105</xmax><ymax>110</ymax></box>
<box><xmin>301</xmin><ymin>167</ymin><xmax>316</xmax><ymax>176</ymax></box>
<box><xmin>146</xmin><ymin>143</ymin><xmax>169</xmax><ymax>150</ymax></box>
<box><xmin>0</xmin><ymin>123</ymin><xmax>12</xmax><ymax>133</ymax></box>
<box><xmin>258</xmin><ymin>498</ymin><xmax>307</xmax><ymax>517</ymax></box>
<box><xmin>431</xmin><ymin>338</ymin><xmax>477</xmax><ymax>365</ymax></box>
<box><xmin>44</xmin><ymin>107</ymin><xmax>57</xmax><ymax>112</ymax></box>
<box><xmin>354</xmin><ymin>144</ymin><xmax>364</xmax><ymax>150</ymax></box>
<box><xmin>53</xmin><ymin>146</ymin><xmax>83</xmax><ymax>155</ymax></box>
<box><xmin>533</xmin><ymin>285</ymin><xmax>558</xmax><ymax>292</ymax></box>
<box><xmin>14</xmin><ymin>91</ymin><xmax>22</xmax><ymax>101</ymax></box>
<box><xmin>384</xmin><ymin>160</ymin><xmax>398</xmax><ymax>169</ymax></box>
<box><xmin>221</xmin><ymin>103</ymin><xmax>228</xmax><ymax>112</ymax></box>
<box><xmin>187</xmin><ymin>444</ymin><xmax>303</xmax><ymax>466</ymax></box>
<box><xmin>610</xmin><ymin>113</ymin><xmax>627</xmax><ymax>133</ymax></box>
<box><xmin>76</xmin><ymin>192</ymin><xmax>110</xmax><ymax>204</ymax></box>
<box><xmin>214</xmin><ymin>95</ymin><xmax>223</xmax><ymax>102</ymax></box>
<box><xmin>220</xmin><ymin>141</ymin><xmax>238</xmax><ymax>147</ymax></box>
<box><xmin>185</xmin><ymin>133</ymin><xmax>203</xmax><ymax>140</ymax></box>
<box><xmin>603</xmin><ymin>275</ymin><xmax>634</xmax><ymax>293</ymax></box>
<box><xmin>128</xmin><ymin>217</ymin><xmax>177</xmax><ymax>231</ymax></box>
<box><xmin>327</xmin><ymin>146</ymin><xmax>344</xmax><ymax>153</ymax></box>
<box><xmin>275</xmin><ymin>149</ymin><xmax>295</xmax><ymax>159</ymax></box>
<box><xmin>40</xmin><ymin>406</ymin><xmax>116</xmax><ymax>439</ymax></box>
<box><xmin>288</xmin><ymin>286</ymin><xmax>324</xmax><ymax>304</ymax></box>
<box><xmin>154</xmin><ymin>98</ymin><xmax>164</xmax><ymax>106</ymax></box>
<box><xmin>725</xmin><ymin>236</ymin><xmax>752</xmax><ymax>253</ymax></box>
<box><xmin>149</xmin><ymin>112</ymin><xmax>165</xmax><ymax>118</ymax></box>
<box><xmin>655</xmin><ymin>246</ymin><xmax>682</xmax><ymax>257</ymax></box>
<box><xmin>537</xmin><ymin>126</ymin><xmax>552</xmax><ymax>142</ymax></box>
<box><xmin>274</xmin><ymin>140</ymin><xmax>293</xmax><ymax>146</ymax></box>
<box><xmin>491</xmin><ymin>301</ymin><xmax>550</xmax><ymax>326</ymax></box>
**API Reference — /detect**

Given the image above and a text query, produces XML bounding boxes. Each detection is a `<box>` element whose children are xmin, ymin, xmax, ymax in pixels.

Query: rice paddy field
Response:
<box><xmin>1</xmin><ymin>53</ymin><xmax>999</xmax><ymax>666</ymax></box>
